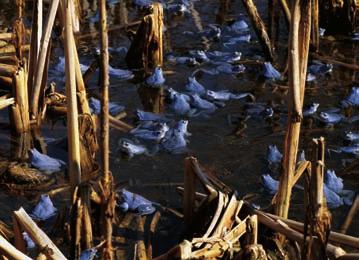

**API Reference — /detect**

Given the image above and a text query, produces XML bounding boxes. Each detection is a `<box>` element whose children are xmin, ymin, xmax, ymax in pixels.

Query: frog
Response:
<box><xmin>318</xmin><ymin>112</ymin><xmax>344</xmax><ymax>124</ymax></box>
<box><xmin>146</xmin><ymin>67</ymin><xmax>165</xmax><ymax>87</ymax></box>
<box><xmin>117</xmin><ymin>189</ymin><xmax>156</xmax><ymax>215</ymax></box>
<box><xmin>185</xmin><ymin>76</ymin><xmax>206</xmax><ymax>95</ymax></box>
<box><xmin>205</xmin><ymin>90</ymin><xmax>254</xmax><ymax>102</ymax></box>
<box><xmin>118</xmin><ymin>139</ymin><xmax>149</xmax><ymax>158</ymax></box>
<box><xmin>303</xmin><ymin>102</ymin><xmax>319</xmax><ymax>117</ymax></box>
<box><xmin>263</xmin><ymin>62</ymin><xmax>281</xmax><ymax>80</ymax></box>
<box><xmin>30</xmin><ymin>148</ymin><xmax>65</xmax><ymax>174</ymax></box>
<box><xmin>341</xmin><ymin>87</ymin><xmax>359</xmax><ymax>108</ymax></box>
<box><xmin>31</xmin><ymin>194</ymin><xmax>58</xmax><ymax>221</ymax></box>
<box><xmin>267</xmin><ymin>145</ymin><xmax>282</xmax><ymax>164</ymax></box>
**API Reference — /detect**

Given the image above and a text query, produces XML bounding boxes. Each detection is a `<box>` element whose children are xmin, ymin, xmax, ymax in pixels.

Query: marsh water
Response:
<box><xmin>0</xmin><ymin>0</ymin><xmax>358</xmax><ymax>251</ymax></box>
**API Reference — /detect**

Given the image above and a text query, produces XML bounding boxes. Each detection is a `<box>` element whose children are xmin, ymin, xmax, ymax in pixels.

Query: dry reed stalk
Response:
<box><xmin>12</xmin><ymin>215</ymin><xmax>26</xmax><ymax>254</ymax></box>
<box><xmin>0</xmin><ymin>64</ymin><xmax>17</xmax><ymax>77</ymax></box>
<box><xmin>99</xmin><ymin>0</ymin><xmax>114</xmax><ymax>258</ymax></box>
<box><xmin>126</xmin><ymin>3</ymin><xmax>164</xmax><ymax>75</ymax></box>
<box><xmin>0</xmin><ymin>44</ymin><xmax>29</xmax><ymax>56</ymax></box>
<box><xmin>31</xmin><ymin>0</ymin><xmax>59</xmax><ymax>118</ymax></box>
<box><xmin>64</xmin><ymin>0</ymin><xmax>81</xmax><ymax>187</ymax></box>
<box><xmin>310</xmin><ymin>53</ymin><xmax>359</xmax><ymax>70</ymax></box>
<box><xmin>241</xmin><ymin>0</ymin><xmax>274</xmax><ymax>61</ymax></box>
<box><xmin>0</xmin><ymin>33</ymin><xmax>13</xmax><ymax>41</ymax></box>
<box><xmin>255</xmin><ymin>211</ymin><xmax>346</xmax><ymax>258</ymax></box>
<box><xmin>69</xmin><ymin>0</ymin><xmax>80</xmax><ymax>33</ymax></box>
<box><xmin>312</xmin><ymin>0</ymin><xmax>319</xmax><ymax>51</ymax></box>
<box><xmin>58</xmin><ymin>0</ymin><xmax>90</xmax><ymax>115</ymax></box>
<box><xmin>0</xmin><ymin>56</ymin><xmax>19</xmax><ymax>65</ymax></box>
<box><xmin>70</xmin><ymin>195</ymin><xmax>83</xmax><ymax>259</ymax></box>
<box><xmin>28</xmin><ymin>0</ymin><xmax>43</xmax><ymax>97</ymax></box>
<box><xmin>274</xmin><ymin>0</ymin><xmax>311</xmax><ymax>225</ymax></box>
<box><xmin>245</xmin><ymin>214</ymin><xmax>258</xmax><ymax>245</ymax></box>
<box><xmin>279</xmin><ymin>0</ymin><xmax>291</xmax><ymax>25</ymax></box>
<box><xmin>99</xmin><ymin>0</ymin><xmax>110</xmax><ymax>188</ymax></box>
<box><xmin>0</xmin><ymin>234</ymin><xmax>32</xmax><ymax>260</ymax></box>
<box><xmin>79</xmin><ymin>184</ymin><xmax>93</xmax><ymax>250</ymax></box>
<box><xmin>10</xmin><ymin>64</ymin><xmax>30</xmax><ymax>133</ymax></box>
<box><xmin>0</xmin><ymin>97</ymin><xmax>14</xmax><ymax>110</ymax></box>
<box><xmin>339</xmin><ymin>194</ymin><xmax>358</xmax><ymax>234</ymax></box>
<box><xmin>13</xmin><ymin>207</ymin><xmax>67</xmax><ymax>259</ymax></box>
<box><xmin>303</xmin><ymin>137</ymin><xmax>331</xmax><ymax>259</ymax></box>
<box><xmin>257</xmin><ymin>210</ymin><xmax>359</xmax><ymax>249</ymax></box>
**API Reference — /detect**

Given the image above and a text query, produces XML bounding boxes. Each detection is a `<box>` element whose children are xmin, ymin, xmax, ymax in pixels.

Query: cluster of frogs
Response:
<box><xmin>21</xmin><ymin>188</ymin><xmax>152</xmax><ymax>259</ymax></box>
<box><xmin>261</xmin><ymin>145</ymin><xmax>355</xmax><ymax>209</ymax></box>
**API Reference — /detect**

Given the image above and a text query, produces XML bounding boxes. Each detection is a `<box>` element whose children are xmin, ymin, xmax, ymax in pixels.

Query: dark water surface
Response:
<box><xmin>0</xmin><ymin>0</ymin><xmax>358</xmax><ymax>248</ymax></box>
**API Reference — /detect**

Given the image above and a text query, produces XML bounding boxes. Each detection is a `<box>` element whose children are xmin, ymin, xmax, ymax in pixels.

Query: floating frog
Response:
<box><xmin>169</xmin><ymin>93</ymin><xmax>195</xmax><ymax>116</ymax></box>
<box><xmin>318</xmin><ymin>112</ymin><xmax>344</xmax><ymax>124</ymax></box>
<box><xmin>31</xmin><ymin>194</ymin><xmax>58</xmax><ymax>221</ymax></box>
<box><xmin>205</xmin><ymin>90</ymin><xmax>254</xmax><ymax>102</ymax></box>
<box><xmin>223</xmin><ymin>35</ymin><xmax>251</xmax><ymax>47</ymax></box>
<box><xmin>108</xmin><ymin>66</ymin><xmax>134</xmax><ymax>80</ymax></box>
<box><xmin>309</xmin><ymin>61</ymin><xmax>333</xmax><ymax>75</ymax></box>
<box><xmin>80</xmin><ymin>247</ymin><xmax>97</xmax><ymax>260</ymax></box>
<box><xmin>261</xmin><ymin>174</ymin><xmax>279</xmax><ymax>195</ymax></box>
<box><xmin>167</xmin><ymin>55</ymin><xmax>198</xmax><ymax>66</ymax></box>
<box><xmin>263</xmin><ymin>62</ymin><xmax>281</xmax><ymax>80</ymax></box>
<box><xmin>306</xmin><ymin>73</ymin><xmax>316</xmax><ymax>82</ymax></box>
<box><xmin>245</xmin><ymin>104</ymin><xmax>273</xmax><ymax>119</ymax></box>
<box><xmin>341</xmin><ymin>87</ymin><xmax>359</xmax><ymax>108</ymax></box>
<box><xmin>132</xmin><ymin>128</ymin><xmax>167</xmax><ymax>142</ymax></box>
<box><xmin>89</xmin><ymin>97</ymin><xmax>125</xmax><ymax>116</ymax></box>
<box><xmin>185</xmin><ymin>76</ymin><xmax>206</xmax><ymax>95</ymax></box>
<box><xmin>146</xmin><ymin>67</ymin><xmax>165</xmax><ymax>87</ymax></box>
<box><xmin>189</xmin><ymin>50</ymin><xmax>210</xmax><ymax>63</ymax></box>
<box><xmin>303</xmin><ymin>102</ymin><xmax>319</xmax><ymax>117</ymax></box>
<box><xmin>23</xmin><ymin>232</ymin><xmax>35</xmax><ymax>249</ymax></box>
<box><xmin>329</xmin><ymin>144</ymin><xmax>359</xmax><ymax>155</ymax></box>
<box><xmin>119</xmin><ymin>139</ymin><xmax>149</xmax><ymax>158</ymax></box>
<box><xmin>161</xmin><ymin>129</ymin><xmax>188</xmax><ymax>154</ymax></box>
<box><xmin>344</xmin><ymin>131</ymin><xmax>359</xmax><ymax>142</ymax></box>
<box><xmin>324</xmin><ymin>185</ymin><xmax>343</xmax><ymax>209</ymax></box>
<box><xmin>136</xmin><ymin>110</ymin><xmax>168</xmax><ymax>122</ymax></box>
<box><xmin>117</xmin><ymin>189</ymin><xmax>156</xmax><ymax>215</ymax></box>
<box><xmin>228</xmin><ymin>19</ymin><xmax>249</xmax><ymax>33</ymax></box>
<box><xmin>325</xmin><ymin>169</ymin><xmax>343</xmax><ymax>194</ymax></box>
<box><xmin>267</xmin><ymin>145</ymin><xmax>282</xmax><ymax>164</ymax></box>
<box><xmin>166</xmin><ymin>3</ymin><xmax>189</xmax><ymax>14</ymax></box>
<box><xmin>30</xmin><ymin>148</ymin><xmax>65</xmax><ymax>174</ymax></box>
<box><xmin>206</xmin><ymin>51</ymin><xmax>242</xmax><ymax>64</ymax></box>
<box><xmin>202</xmin><ymin>24</ymin><xmax>221</xmax><ymax>41</ymax></box>
<box><xmin>189</xmin><ymin>93</ymin><xmax>217</xmax><ymax>112</ymax></box>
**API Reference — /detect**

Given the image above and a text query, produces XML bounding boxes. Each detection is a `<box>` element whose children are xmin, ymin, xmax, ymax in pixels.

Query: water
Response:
<box><xmin>0</xmin><ymin>0</ymin><xmax>358</xmax><ymax>252</ymax></box>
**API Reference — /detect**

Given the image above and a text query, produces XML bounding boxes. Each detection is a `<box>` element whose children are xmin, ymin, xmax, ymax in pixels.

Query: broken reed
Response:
<box><xmin>274</xmin><ymin>0</ymin><xmax>312</xmax><ymax>226</ymax></box>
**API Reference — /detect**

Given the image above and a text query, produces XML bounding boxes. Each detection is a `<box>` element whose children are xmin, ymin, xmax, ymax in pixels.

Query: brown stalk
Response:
<box><xmin>241</xmin><ymin>0</ymin><xmax>274</xmax><ymax>61</ymax></box>
<box><xmin>64</xmin><ymin>0</ymin><xmax>81</xmax><ymax>187</ymax></box>
<box><xmin>274</xmin><ymin>0</ymin><xmax>311</xmax><ymax>225</ymax></box>
<box><xmin>99</xmin><ymin>0</ymin><xmax>114</xmax><ymax>258</ymax></box>
<box><xmin>30</xmin><ymin>0</ymin><xmax>59</xmax><ymax>118</ymax></box>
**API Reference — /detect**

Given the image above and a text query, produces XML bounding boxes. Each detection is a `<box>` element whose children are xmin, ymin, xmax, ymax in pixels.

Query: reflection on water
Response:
<box><xmin>137</xmin><ymin>85</ymin><xmax>165</xmax><ymax>113</ymax></box>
